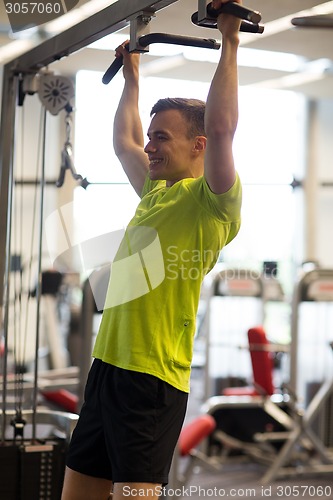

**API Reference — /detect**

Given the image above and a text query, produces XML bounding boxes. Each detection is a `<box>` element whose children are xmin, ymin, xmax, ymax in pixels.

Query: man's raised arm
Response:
<box><xmin>204</xmin><ymin>0</ymin><xmax>242</xmax><ymax>195</ymax></box>
<box><xmin>113</xmin><ymin>44</ymin><xmax>149</xmax><ymax>196</ymax></box>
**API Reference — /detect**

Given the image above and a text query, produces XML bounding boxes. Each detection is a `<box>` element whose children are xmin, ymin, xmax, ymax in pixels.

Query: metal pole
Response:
<box><xmin>0</xmin><ymin>72</ymin><xmax>18</xmax><ymax>443</ymax></box>
<box><xmin>303</xmin><ymin>100</ymin><xmax>318</xmax><ymax>262</ymax></box>
<box><xmin>31</xmin><ymin>108</ymin><xmax>47</xmax><ymax>441</ymax></box>
<box><xmin>0</xmin><ymin>68</ymin><xmax>18</xmax><ymax>318</ymax></box>
<box><xmin>289</xmin><ymin>279</ymin><xmax>300</xmax><ymax>392</ymax></box>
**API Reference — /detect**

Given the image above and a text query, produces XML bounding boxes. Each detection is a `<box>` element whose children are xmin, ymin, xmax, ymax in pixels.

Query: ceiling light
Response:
<box><xmin>238</xmin><ymin>49</ymin><xmax>306</xmax><ymax>72</ymax></box>
<box><xmin>240</xmin><ymin>0</ymin><xmax>333</xmax><ymax>44</ymax></box>
<box><xmin>181</xmin><ymin>45</ymin><xmax>306</xmax><ymax>73</ymax></box>
<box><xmin>0</xmin><ymin>39</ymin><xmax>35</xmax><ymax>63</ymax></box>
<box><xmin>249</xmin><ymin>72</ymin><xmax>325</xmax><ymax>90</ymax></box>
<box><xmin>246</xmin><ymin>59</ymin><xmax>332</xmax><ymax>90</ymax></box>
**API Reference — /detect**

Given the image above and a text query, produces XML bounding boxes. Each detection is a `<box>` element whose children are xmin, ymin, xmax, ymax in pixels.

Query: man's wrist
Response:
<box><xmin>124</xmin><ymin>68</ymin><xmax>140</xmax><ymax>84</ymax></box>
<box><xmin>222</xmin><ymin>34</ymin><xmax>240</xmax><ymax>47</ymax></box>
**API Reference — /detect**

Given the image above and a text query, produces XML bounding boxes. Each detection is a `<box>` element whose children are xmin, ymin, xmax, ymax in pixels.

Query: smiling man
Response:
<box><xmin>61</xmin><ymin>1</ymin><xmax>243</xmax><ymax>499</ymax></box>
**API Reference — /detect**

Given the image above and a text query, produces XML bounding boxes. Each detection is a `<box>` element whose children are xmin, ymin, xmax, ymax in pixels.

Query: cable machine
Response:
<box><xmin>0</xmin><ymin>77</ymin><xmax>80</xmax><ymax>499</ymax></box>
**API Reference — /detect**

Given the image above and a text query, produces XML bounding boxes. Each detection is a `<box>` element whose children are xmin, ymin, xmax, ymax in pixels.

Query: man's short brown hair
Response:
<box><xmin>150</xmin><ymin>98</ymin><xmax>206</xmax><ymax>139</ymax></box>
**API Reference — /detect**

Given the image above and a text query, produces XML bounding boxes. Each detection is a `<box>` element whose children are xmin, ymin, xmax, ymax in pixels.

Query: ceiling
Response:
<box><xmin>0</xmin><ymin>0</ymin><xmax>333</xmax><ymax>99</ymax></box>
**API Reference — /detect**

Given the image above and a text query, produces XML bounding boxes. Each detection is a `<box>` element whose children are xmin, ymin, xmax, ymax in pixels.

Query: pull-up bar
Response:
<box><xmin>102</xmin><ymin>34</ymin><xmax>220</xmax><ymax>84</ymax></box>
<box><xmin>102</xmin><ymin>1</ymin><xmax>264</xmax><ymax>85</ymax></box>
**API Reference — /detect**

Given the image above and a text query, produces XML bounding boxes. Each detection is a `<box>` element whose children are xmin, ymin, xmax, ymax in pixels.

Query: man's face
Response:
<box><xmin>144</xmin><ymin>109</ymin><xmax>200</xmax><ymax>185</ymax></box>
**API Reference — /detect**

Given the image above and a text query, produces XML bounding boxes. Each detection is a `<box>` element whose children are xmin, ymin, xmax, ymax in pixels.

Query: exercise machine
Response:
<box><xmin>195</xmin><ymin>270</ymin><xmax>333</xmax><ymax>484</ymax></box>
<box><xmin>290</xmin><ymin>268</ymin><xmax>333</xmax><ymax>405</ymax></box>
<box><xmin>166</xmin><ymin>414</ymin><xmax>217</xmax><ymax>497</ymax></box>
<box><xmin>289</xmin><ymin>268</ymin><xmax>333</xmax><ymax>446</ymax></box>
<box><xmin>203</xmin><ymin>266</ymin><xmax>284</xmax><ymax>399</ymax></box>
<box><xmin>0</xmin><ymin>64</ymin><xmax>82</xmax><ymax>500</ymax></box>
<box><xmin>199</xmin><ymin>376</ymin><xmax>333</xmax><ymax>483</ymax></box>
<box><xmin>0</xmin><ymin>408</ymin><xmax>78</xmax><ymax>500</ymax></box>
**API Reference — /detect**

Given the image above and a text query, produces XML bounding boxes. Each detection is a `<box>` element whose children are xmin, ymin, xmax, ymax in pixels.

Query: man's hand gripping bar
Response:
<box><xmin>192</xmin><ymin>1</ymin><xmax>264</xmax><ymax>33</ymax></box>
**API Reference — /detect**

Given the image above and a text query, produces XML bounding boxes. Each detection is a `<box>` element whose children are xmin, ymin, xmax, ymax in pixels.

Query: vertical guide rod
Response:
<box><xmin>31</xmin><ymin>108</ymin><xmax>47</xmax><ymax>442</ymax></box>
<box><xmin>0</xmin><ymin>71</ymin><xmax>18</xmax><ymax>443</ymax></box>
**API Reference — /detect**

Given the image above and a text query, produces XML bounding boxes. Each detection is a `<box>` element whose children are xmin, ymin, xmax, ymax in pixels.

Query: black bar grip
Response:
<box><xmin>191</xmin><ymin>11</ymin><xmax>264</xmax><ymax>33</ymax></box>
<box><xmin>240</xmin><ymin>20</ymin><xmax>264</xmax><ymax>33</ymax></box>
<box><xmin>207</xmin><ymin>2</ymin><xmax>261</xmax><ymax>24</ymax></box>
<box><xmin>139</xmin><ymin>33</ymin><xmax>221</xmax><ymax>49</ymax></box>
<box><xmin>102</xmin><ymin>35</ymin><xmax>221</xmax><ymax>85</ymax></box>
<box><xmin>102</xmin><ymin>42</ymin><xmax>129</xmax><ymax>85</ymax></box>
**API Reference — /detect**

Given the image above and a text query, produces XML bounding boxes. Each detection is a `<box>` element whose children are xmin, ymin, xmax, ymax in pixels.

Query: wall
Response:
<box><xmin>315</xmin><ymin>99</ymin><xmax>333</xmax><ymax>268</ymax></box>
<box><xmin>304</xmin><ymin>99</ymin><xmax>333</xmax><ymax>268</ymax></box>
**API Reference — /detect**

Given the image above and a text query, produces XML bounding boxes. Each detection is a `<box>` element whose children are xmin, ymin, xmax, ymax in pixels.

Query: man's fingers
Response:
<box><xmin>115</xmin><ymin>41</ymin><xmax>129</xmax><ymax>57</ymax></box>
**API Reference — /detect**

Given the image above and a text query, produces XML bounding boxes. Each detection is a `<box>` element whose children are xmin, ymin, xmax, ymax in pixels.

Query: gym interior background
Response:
<box><xmin>0</xmin><ymin>1</ymin><xmax>333</xmax><ymax>499</ymax></box>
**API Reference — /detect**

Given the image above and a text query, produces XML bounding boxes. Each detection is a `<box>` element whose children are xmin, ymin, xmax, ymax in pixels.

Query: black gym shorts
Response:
<box><xmin>66</xmin><ymin>359</ymin><xmax>188</xmax><ymax>485</ymax></box>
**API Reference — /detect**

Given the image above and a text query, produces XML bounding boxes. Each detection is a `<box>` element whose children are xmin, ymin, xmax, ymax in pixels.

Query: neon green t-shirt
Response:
<box><xmin>92</xmin><ymin>174</ymin><xmax>242</xmax><ymax>392</ymax></box>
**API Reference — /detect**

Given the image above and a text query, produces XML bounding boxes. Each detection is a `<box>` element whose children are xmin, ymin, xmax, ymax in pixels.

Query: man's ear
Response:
<box><xmin>193</xmin><ymin>136</ymin><xmax>207</xmax><ymax>152</ymax></box>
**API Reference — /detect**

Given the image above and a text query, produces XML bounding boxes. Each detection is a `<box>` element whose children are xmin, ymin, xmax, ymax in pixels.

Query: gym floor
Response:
<box><xmin>180</xmin><ymin>368</ymin><xmax>333</xmax><ymax>500</ymax></box>
<box><xmin>180</xmin><ymin>462</ymin><xmax>333</xmax><ymax>500</ymax></box>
